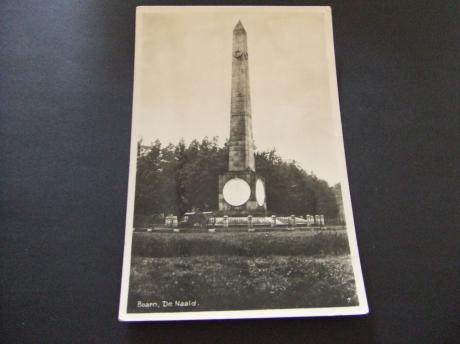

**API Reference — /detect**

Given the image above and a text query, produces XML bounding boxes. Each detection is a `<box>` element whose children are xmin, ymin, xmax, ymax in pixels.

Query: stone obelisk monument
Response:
<box><xmin>218</xmin><ymin>21</ymin><xmax>267</xmax><ymax>215</ymax></box>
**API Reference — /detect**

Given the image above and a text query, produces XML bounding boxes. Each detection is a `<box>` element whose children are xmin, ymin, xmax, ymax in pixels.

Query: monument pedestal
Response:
<box><xmin>218</xmin><ymin>171</ymin><xmax>267</xmax><ymax>216</ymax></box>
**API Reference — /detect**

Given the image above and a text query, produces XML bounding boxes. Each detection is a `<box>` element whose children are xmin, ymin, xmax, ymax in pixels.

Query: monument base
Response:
<box><xmin>218</xmin><ymin>170</ymin><xmax>267</xmax><ymax>216</ymax></box>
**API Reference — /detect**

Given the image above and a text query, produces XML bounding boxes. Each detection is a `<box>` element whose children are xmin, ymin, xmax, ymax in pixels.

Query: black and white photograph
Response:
<box><xmin>119</xmin><ymin>6</ymin><xmax>368</xmax><ymax>321</ymax></box>
<box><xmin>4</xmin><ymin>0</ymin><xmax>459</xmax><ymax>341</ymax></box>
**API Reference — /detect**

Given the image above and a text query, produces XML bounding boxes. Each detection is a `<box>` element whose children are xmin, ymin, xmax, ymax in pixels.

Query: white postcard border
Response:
<box><xmin>119</xmin><ymin>6</ymin><xmax>369</xmax><ymax>321</ymax></box>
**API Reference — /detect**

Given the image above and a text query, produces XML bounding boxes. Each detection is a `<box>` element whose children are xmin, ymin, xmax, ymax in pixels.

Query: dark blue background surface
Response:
<box><xmin>1</xmin><ymin>1</ymin><xmax>459</xmax><ymax>343</ymax></box>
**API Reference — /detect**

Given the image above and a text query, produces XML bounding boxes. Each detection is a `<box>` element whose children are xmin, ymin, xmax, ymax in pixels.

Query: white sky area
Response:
<box><xmin>134</xmin><ymin>9</ymin><xmax>344</xmax><ymax>185</ymax></box>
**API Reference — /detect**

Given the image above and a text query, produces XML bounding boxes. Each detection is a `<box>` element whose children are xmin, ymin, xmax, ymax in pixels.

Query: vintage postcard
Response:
<box><xmin>119</xmin><ymin>6</ymin><xmax>368</xmax><ymax>321</ymax></box>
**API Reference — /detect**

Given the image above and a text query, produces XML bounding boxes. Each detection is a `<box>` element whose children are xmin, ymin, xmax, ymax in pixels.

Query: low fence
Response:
<box><xmin>137</xmin><ymin>213</ymin><xmax>337</xmax><ymax>231</ymax></box>
<box><xmin>210</xmin><ymin>214</ymin><xmax>327</xmax><ymax>228</ymax></box>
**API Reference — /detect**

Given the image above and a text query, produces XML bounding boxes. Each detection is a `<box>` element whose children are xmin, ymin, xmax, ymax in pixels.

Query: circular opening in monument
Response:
<box><xmin>223</xmin><ymin>178</ymin><xmax>251</xmax><ymax>206</ymax></box>
<box><xmin>256</xmin><ymin>179</ymin><xmax>265</xmax><ymax>206</ymax></box>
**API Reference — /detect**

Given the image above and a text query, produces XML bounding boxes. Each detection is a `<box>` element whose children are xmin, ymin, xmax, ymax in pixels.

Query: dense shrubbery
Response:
<box><xmin>134</xmin><ymin>137</ymin><xmax>338</xmax><ymax>218</ymax></box>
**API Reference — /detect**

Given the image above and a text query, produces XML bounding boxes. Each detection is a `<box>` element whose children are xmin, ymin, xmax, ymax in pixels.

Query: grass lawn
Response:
<box><xmin>131</xmin><ymin>230</ymin><xmax>350</xmax><ymax>257</ymax></box>
<box><xmin>127</xmin><ymin>231</ymin><xmax>358</xmax><ymax>312</ymax></box>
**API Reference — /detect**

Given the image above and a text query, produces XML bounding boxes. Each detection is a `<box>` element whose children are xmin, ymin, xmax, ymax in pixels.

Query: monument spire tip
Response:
<box><xmin>234</xmin><ymin>20</ymin><xmax>245</xmax><ymax>32</ymax></box>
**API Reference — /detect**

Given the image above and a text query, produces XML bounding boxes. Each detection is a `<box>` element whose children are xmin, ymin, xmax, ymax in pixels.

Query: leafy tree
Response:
<box><xmin>134</xmin><ymin>139</ymin><xmax>338</xmax><ymax>223</ymax></box>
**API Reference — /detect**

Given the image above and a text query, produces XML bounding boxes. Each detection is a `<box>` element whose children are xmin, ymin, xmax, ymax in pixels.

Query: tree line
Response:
<box><xmin>134</xmin><ymin>137</ymin><xmax>338</xmax><ymax>222</ymax></box>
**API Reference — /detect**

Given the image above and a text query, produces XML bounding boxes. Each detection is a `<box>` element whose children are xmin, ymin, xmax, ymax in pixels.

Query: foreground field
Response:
<box><xmin>128</xmin><ymin>231</ymin><xmax>358</xmax><ymax>312</ymax></box>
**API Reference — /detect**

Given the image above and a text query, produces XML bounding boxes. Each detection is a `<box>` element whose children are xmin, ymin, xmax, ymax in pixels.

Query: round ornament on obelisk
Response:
<box><xmin>223</xmin><ymin>178</ymin><xmax>251</xmax><ymax>206</ymax></box>
<box><xmin>256</xmin><ymin>179</ymin><xmax>266</xmax><ymax>206</ymax></box>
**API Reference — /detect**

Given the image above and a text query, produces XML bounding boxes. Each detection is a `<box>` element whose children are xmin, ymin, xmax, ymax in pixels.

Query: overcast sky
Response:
<box><xmin>133</xmin><ymin>7</ymin><xmax>345</xmax><ymax>185</ymax></box>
